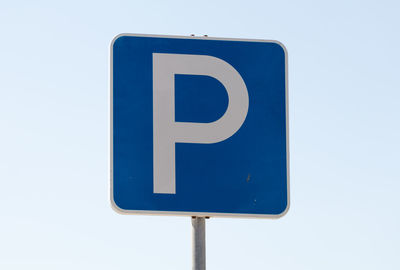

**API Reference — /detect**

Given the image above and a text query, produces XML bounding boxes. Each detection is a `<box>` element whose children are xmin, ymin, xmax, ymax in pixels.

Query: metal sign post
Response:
<box><xmin>192</xmin><ymin>217</ymin><xmax>206</xmax><ymax>270</ymax></box>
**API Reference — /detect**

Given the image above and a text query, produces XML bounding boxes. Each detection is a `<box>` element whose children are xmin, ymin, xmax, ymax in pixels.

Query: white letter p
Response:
<box><xmin>153</xmin><ymin>53</ymin><xmax>249</xmax><ymax>194</ymax></box>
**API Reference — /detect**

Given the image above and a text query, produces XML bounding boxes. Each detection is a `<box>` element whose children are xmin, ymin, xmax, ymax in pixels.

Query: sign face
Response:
<box><xmin>111</xmin><ymin>34</ymin><xmax>289</xmax><ymax>218</ymax></box>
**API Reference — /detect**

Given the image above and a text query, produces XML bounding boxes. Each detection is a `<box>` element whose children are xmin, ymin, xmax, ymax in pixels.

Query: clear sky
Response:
<box><xmin>0</xmin><ymin>0</ymin><xmax>399</xmax><ymax>269</ymax></box>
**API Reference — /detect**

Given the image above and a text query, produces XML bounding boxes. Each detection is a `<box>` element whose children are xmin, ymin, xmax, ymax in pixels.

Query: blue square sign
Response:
<box><xmin>110</xmin><ymin>34</ymin><xmax>289</xmax><ymax>218</ymax></box>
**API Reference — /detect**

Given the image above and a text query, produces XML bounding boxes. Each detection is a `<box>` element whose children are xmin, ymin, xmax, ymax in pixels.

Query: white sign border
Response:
<box><xmin>109</xmin><ymin>33</ymin><xmax>290</xmax><ymax>219</ymax></box>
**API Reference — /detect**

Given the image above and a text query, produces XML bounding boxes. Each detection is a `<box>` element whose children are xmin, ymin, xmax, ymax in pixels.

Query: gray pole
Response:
<box><xmin>192</xmin><ymin>216</ymin><xmax>206</xmax><ymax>270</ymax></box>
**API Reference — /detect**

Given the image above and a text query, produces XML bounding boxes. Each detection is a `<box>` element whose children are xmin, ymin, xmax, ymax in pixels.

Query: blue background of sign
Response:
<box><xmin>112</xmin><ymin>35</ymin><xmax>288</xmax><ymax>216</ymax></box>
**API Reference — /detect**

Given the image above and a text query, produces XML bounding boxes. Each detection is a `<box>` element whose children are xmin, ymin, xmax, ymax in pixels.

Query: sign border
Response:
<box><xmin>109</xmin><ymin>33</ymin><xmax>290</xmax><ymax>218</ymax></box>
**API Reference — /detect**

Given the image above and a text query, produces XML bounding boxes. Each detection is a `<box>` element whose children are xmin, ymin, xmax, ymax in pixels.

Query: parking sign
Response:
<box><xmin>111</xmin><ymin>34</ymin><xmax>289</xmax><ymax>218</ymax></box>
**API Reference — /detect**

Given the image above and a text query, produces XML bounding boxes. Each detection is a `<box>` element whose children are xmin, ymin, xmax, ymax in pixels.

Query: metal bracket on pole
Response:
<box><xmin>192</xmin><ymin>216</ymin><xmax>206</xmax><ymax>270</ymax></box>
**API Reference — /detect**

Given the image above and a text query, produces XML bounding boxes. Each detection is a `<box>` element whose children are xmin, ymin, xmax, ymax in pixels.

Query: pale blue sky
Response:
<box><xmin>0</xmin><ymin>0</ymin><xmax>399</xmax><ymax>269</ymax></box>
